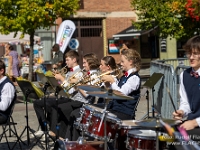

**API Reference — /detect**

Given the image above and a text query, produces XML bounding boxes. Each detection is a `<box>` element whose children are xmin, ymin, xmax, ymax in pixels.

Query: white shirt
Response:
<box><xmin>63</xmin><ymin>65</ymin><xmax>83</xmax><ymax>94</ymax></box>
<box><xmin>111</xmin><ymin>68</ymin><xmax>140</xmax><ymax>95</ymax></box>
<box><xmin>0</xmin><ymin>76</ymin><xmax>15</xmax><ymax>111</ymax></box>
<box><xmin>179</xmin><ymin>69</ymin><xmax>200</xmax><ymax>127</ymax></box>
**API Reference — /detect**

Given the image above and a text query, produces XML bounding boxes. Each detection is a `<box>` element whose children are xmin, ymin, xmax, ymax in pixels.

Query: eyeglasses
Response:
<box><xmin>186</xmin><ymin>52</ymin><xmax>200</xmax><ymax>59</ymax></box>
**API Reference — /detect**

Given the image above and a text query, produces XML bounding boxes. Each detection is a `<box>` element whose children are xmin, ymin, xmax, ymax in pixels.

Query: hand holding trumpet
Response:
<box><xmin>101</xmin><ymin>75</ymin><xmax>115</xmax><ymax>84</ymax></box>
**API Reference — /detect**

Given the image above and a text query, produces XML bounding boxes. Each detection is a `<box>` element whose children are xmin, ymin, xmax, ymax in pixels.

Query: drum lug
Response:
<box><xmin>111</xmin><ymin>124</ymin><xmax>115</xmax><ymax>129</ymax></box>
<box><xmin>115</xmin><ymin>133</ymin><xmax>118</xmax><ymax>139</ymax></box>
<box><xmin>138</xmin><ymin>139</ymin><xmax>141</xmax><ymax>149</ymax></box>
<box><xmin>126</xmin><ymin>137</ymin><xmax>130</xmax><ymax>149</ymax></box>
<box><xmin>107</xmin><ymin>133</ymin><xmax>111</xmax><ymax>141</ymax></box>
<box><xmin>92</xmin><ymin>128</ymin><xmax>96</xmax><ymax>132</ymax></box>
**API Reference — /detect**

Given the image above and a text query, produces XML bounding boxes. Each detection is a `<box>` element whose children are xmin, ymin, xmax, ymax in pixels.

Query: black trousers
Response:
<box><xmin>33</xmin><ymin>97</ymin><xmax>68</xmax><ymax>131</ymax></box>
<box><xmin>50</xmin><ymin>100</ymin><xmax>83</xmax><ymax>138</ymax></box>
<box><xmin>0</xmin><ymin>114</ymin><xmax>7</xmax><ymax>124</ymax></box>
<box><xmin>66</xmin><ymin>104</ymin><xmax>132</xmax><ymax>141</ymax></box>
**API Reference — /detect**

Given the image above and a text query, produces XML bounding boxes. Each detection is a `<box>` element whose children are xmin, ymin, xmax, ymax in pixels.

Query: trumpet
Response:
<box><xmin>60</xmin><ymin>69</ymin><xmax>86</xmax><ymax>94</ymax></box>
<box><xmin>92</xmin><ymin>67</ymin><xmax>122</xmax><ymax>86</ymax></box>
<box><xmin>52</xmin><ymin>65</ymin><xmax>68</xmax><ymax>76</ymax></box>
<box><xmin>62</xmin><ymin>70</ymin><xmax>99</xmax><ymax>92</ymax></box>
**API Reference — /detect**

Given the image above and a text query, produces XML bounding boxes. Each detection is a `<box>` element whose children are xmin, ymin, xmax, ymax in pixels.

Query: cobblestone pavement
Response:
<box><xmin>0</xmin><ymin>68</ymin><xmax>151</xmax><ymax>150</ymax></box>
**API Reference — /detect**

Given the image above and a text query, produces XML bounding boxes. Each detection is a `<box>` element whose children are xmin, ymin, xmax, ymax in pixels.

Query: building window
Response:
<box><xmin>79</xmin><ymin>0</ymin><xmax>84</xmax><ymax>9</ymax></box>
<box><xmin>81</xmin><ymin>28</ymin><xmax>102</xmax><ymax>37</ymax></box>
<box><xmin>69</xmin><ymin>19</ymin><xmax>103</xmax><ymax>38</ymax></box>
<box><xmin>80</xmin><ymin>19</ymin><xmax>102</xmax><ymax>26</ymax></box>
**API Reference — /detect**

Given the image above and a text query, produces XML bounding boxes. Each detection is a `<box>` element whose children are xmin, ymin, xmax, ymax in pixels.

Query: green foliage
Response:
<box><xmin>0</xmin><ymin>0</ymin><xmax>79</xmax><ymax>80</ymax></box>
<box><xmin>0</xmin><ymin>0</ymin><xmax>79</xmax><ymax>35</ymax></box>
<box><xmin>131</xmin><ymin>0</ymin><xmax>200</xmax><ymax>39</ymax></box>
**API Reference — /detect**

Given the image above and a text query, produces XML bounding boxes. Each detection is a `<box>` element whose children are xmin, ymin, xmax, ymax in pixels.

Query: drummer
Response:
<box><xmin>172</xmin><ymin>35</ymin><xmax>200</xmax><ymax>149</ymax></box>
<box><xmin>101</xmin><ymin>48</ymin><xmax>141</xmax><ymax>120</ymax></box>
<box><xmin>49</xmin><ymin>53</ymin><xmax>100</xmax><ymax>139</ymax></box>
<box><xmin>67</xmin><ymin>56</ymin><xmax>119</xmax><ymax>141</ymax></box>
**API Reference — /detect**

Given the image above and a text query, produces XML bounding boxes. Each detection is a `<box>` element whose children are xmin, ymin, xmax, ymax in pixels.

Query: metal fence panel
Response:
<box><xmin>150</xmin><ymin>61</ymin><xmax>177</xmax><ymax>119</ymax></box>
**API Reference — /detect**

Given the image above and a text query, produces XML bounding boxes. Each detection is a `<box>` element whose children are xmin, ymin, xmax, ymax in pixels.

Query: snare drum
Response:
<box><xmin>54</xmin><ymin>140</ymin><xmax>104</xmax><ymax>150</ymax></box>
<box><xmin>75</xmin><ymin>104</ymin><xmax>103</xmax><ymax>131</ymax></box>
<box><xmin>117</xmin><ymin>120</ymin><xmax>141</xmax><ymax>150</ymax></box>
<box><xmin>87</xmin><ymin>111</ymin><xmax>121</xmax><ymax>141</ymax></box>
<box><xmin>126</xmin><ymin>130</ymin><xmax>167</xmax><ymax>150</ymax></box>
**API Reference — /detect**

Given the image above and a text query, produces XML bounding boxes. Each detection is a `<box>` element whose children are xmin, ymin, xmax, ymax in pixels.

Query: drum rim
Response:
<box><xmin>128</xmin><ymin>134</ymin><xmax>156</xmax><ymax>140</ymax></box>
<box><xmin>128</xmin><ymin>130</ymin><xmax>157</xmax><ymax>140</ymax></box>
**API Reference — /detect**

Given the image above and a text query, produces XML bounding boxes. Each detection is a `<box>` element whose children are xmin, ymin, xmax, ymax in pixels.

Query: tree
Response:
<box><xmin>0</xmin><ymin>0</ymin><xmax>79</xmax><ymax>80</ymax></box>
<box><xmin>131</xmin><ymin>0</ymin><xmax>200</xmax><ymax>39</ymax></box>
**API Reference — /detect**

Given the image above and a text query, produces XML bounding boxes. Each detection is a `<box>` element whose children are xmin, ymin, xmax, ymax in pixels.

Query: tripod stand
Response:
<box><xmin>45</xmin><ymin>76</ymin><xmax>69</xmax><ymax>140</ymax></box>
<box><xmin>141</xmin><ymin>73</ymin><xmax>163</xmax><ymax>119</ymax></box>
<box><xmin>16</xmin><ymin>79</ymin><xmax>44</xmax><ymax>149</ymax></box>
<box><xmin>41</xmin><ymin>82</ymin><xmax>52</xmax><ymax>149</ymax></box>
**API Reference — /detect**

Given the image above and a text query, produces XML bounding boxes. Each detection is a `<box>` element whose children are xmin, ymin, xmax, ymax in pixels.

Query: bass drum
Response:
<box><xmin>54</xmin><ymin>139</ymin><xmax>104</xmax><ymax>150</ymax></box>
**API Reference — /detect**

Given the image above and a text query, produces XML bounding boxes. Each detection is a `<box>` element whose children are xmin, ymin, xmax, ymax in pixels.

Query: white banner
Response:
<box><xmin>56</xmin><ymin>20</ymin><xmax>76</xmax><ymax>53</ymax></box>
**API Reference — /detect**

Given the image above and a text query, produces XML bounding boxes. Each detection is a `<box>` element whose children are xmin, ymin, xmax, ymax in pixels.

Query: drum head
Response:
<box><xmin>84</xmin><ymin>104</ymin><xmax>104</xmax><ymax>113</ymax></box>
<box><xmin>121</xmin><ymin>120</ymin><xmax>140</xmax><ymax>129</ymax></box>
<box><xmin>128</xmin><ymin>130</ymin><xmax>157</xmax><ymax>140</ymax></box>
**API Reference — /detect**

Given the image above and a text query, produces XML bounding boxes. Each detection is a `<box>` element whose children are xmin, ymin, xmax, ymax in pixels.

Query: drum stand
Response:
<box><xmin>55</xmin><ymin>86</ymin><xmax>61</xmax><ymax>140</ymax></box>
<box><xmin>98</xmin><ymin>98</ymin><xmax>110</xmax><ymax>150</ymax></box>
<box><xmin>42</xmin><ymin>82</ymin><xmax>52</xmax><ymax>150</ymax></box>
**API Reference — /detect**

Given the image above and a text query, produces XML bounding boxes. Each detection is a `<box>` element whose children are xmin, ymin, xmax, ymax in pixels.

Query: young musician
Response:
<box><xmin>0</xmin><ymin>60</ymin><xmax>16</xmax><ymax>124</ymax></box>
<box><xmin>67</xmin><ymin>56</ymin><xmax>118</xmax><ymax>141</ymax></box>
<box><xmin>49</xmin><ymin>53</ymin><xmax>100</xmax><ymax>138</ymax></box>
<box><xmin>33</xmin><ymin>50</ymin><xmax>82</xmax><ymax>138</ymax></box>
<box><xmin>101</xmin><ymin>48</ymin><xmax>141</xmax><ymax>120</ymax></box>
<box><xmin>172</xmin><ymin>35</ymin><xmax>200</xmax><ymax>148</ymax></box>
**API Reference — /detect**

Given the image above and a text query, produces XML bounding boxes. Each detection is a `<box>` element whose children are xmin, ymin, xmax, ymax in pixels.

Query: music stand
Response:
<box><xmin>36</xmin><ymin>72</ymin><xmax>56</xmax><ymax>149</ymax></box>
<box><xmin>16</xmin><ymin>79</ymin><xmax>44</xmax><ymax>149</ymax></box>
<box><xmin>36</xmin><ymin>72</ymin><xmax>55</xmax><ymax>93</ymax></box>
<box><xmin>142</xmin><ymin>73</ymin><xmax>164</xmax><ymax>119</ymax></box>
<box><xmin>45</xmin><ymin>76</ymin><xmax>69</xmax><ymax>139</ymax></box>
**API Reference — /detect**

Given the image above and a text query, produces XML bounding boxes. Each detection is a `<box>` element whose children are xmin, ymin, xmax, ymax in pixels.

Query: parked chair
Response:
<box><xmin>0</xmin><ymin>95</ymin><xmax>22</xmax><ymax>150</ymax></box>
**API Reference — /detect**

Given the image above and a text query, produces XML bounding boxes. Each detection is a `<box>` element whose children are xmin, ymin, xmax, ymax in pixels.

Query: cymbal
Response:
<box><xmin>136</xmin><ymin>118</ymin><xmax>180</xmax><ymax>129</ymax></box>
<box><xmin>87</xmin><ymin>89</ymin><xmax>133</xmax><ymax>100</ymax></box>
<box><xmin>78</xmin><ymin>85</ymin><xmax>107</xmax><ymax>92</ymax></box>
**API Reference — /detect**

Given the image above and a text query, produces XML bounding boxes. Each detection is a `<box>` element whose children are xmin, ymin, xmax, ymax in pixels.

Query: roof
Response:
<box><xmin>113</xmin><ymin>26</ymin><xmax>158</xmax><ymax>40</ymax></box>
<box><xmin>0</xmin><ymin>32</ymin><xmax>40</xmax><ymax>43</ymax></box>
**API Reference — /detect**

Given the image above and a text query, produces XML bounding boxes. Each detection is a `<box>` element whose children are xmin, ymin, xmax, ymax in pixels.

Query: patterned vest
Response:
<box><xmin>108</xmin><ymin>72</ymin><xmax>141</xmax><ymax>116</ymax></box>
<box><xmin>183</xmin><ymin>67</ymin><xmax>200</xmax><ymax>120</ymax></box>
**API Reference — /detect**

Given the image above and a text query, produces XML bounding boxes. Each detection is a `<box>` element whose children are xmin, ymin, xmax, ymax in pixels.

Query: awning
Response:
<box><xmin>113</xmin><ymin>26</ymin><xmax>158</xmax><ymax>40</ymax></box>
<box><xmin>0</xmin><ymin>32</ymin><xmax>40</xmax><ymax>43</ymax></box>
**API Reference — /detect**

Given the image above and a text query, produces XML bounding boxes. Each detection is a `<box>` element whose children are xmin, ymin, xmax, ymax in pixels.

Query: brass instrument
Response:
<box><xmin>92</xmin><ymin>67</ymin><xmax>122</xmax><ymax>86</ymax></box>
<box><xmin>52</xmin><ymin>65</ymin><xmax>68</xmax><ymax>76</ymax></box>
<box><xmin>60</xmin><ymin>69</ymin><xmax>86</xmax><ymax>96</ymax></box>
<box><xmin>62</xmin><ymin>70</ymin><xmax>98</xmax><ymax>92</ymax></box>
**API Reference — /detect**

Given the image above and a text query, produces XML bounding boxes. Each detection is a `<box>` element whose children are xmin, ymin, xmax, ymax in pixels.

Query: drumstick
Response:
<box><xmin>98</xmin><ymin>109</ymin><xmax>106</xmax><ymax>132</ymax></box>
<box><xmin>165</xmin><ymin>83</ymin><xmax>177</xmax><ymax>114</ymax></box>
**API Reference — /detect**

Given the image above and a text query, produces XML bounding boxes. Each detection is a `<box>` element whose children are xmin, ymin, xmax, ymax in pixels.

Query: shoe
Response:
<box><xmin>40</xmin><ymin>134</ymin><xmax>49</xmax><ymax>142</ymax></box>
<box><xmin>31</xmin><ymin>130</ymin><xmax>44</xmax><ymax>137</ymax></box>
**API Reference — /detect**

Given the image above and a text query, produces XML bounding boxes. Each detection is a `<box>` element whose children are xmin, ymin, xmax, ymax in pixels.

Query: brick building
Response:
<box><xmin>55</xmin><ymin>0</ymin><xmax>159</xmax><ymax>65</ymax></box>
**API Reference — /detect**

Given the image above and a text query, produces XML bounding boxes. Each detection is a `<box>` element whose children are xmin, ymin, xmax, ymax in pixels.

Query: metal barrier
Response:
<box><xmin>157</xmin><ymin>58</ymin><xmax>189</xmax><ymax>70</ymax></box>
<box><xmin>149</xmin><ymin>59</ymin><xmax>190</xmax><ymax>119</ymax></box>
<box><xmin>150</xmin><ymin>60</ymin><xmax>177</xmax><ymax>119</ymax></box>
